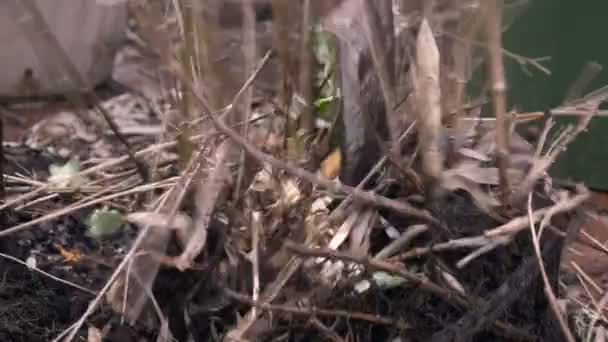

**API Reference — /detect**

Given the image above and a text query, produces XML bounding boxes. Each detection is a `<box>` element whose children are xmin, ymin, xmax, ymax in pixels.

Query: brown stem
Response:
<box><xmin>0</xmin><ymin>117</ymin><xmax>4</xmax><ymax>198</ymax></box>
<box><xmin>484</xmin><ymin>0</ymin><xmax>510</xmax><ymax>204</ymax></box>
<box><xmin>298</xmin><ymin>0</ymin><xmax>315</xmax><ymax>134</ymax></box>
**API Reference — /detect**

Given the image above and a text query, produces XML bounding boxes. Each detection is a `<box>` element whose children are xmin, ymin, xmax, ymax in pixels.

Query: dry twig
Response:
<box><xmin>0</xmin><ymin>252</ymin><xmax>96</xmax><ymax>295</ymax></box>
<box><xmin>224</xmin><ymin>288</ymin><xmax>409</xmax><ymax>330</ymax></box>
<box><xmin>483</xmin><ymin>0</ymin><xmax>510</xmax><ymax>204</ymax></box>
<box><xmin>527</xmin><ymin>193</ymin><xmax>576</xmax><ymax>342</ymax></box>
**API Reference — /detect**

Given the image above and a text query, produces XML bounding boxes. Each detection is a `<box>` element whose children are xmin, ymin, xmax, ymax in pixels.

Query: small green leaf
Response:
<box><xmin>86</xmin><ymin>207</ymin><xmax>125</xmax><ymax>239</ymax></box>
<box><xmin>372</xmin><ymin>272</ymin><xmax>408</xmax><ymax>289</ymax></box>
<box><xmin>314</xmin><ymin>95</ymin><xmax>337</xmax><ymax>122</ymax></box>
<box><xmin>354</xmin><ymin>272</ymin><xmax>409</xmax><ymax>294</ymax></box>
<box><xmin>48</xmin><ymin>158</ymin><xmax>88</xmax><ymax>189</ymax></box>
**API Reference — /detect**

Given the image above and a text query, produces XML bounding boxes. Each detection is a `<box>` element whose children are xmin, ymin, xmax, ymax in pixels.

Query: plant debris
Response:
<box><xmin>1</xmin><ymin>1</ymin><xmax>607</xmax><ymax>341</ymax></box>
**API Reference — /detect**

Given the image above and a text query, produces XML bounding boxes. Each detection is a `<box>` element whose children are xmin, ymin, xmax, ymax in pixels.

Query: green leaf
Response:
<box><xmin>314</xmin><ymin>95</ymin><xmax>337</xmax><ymax>122</ymax></box>
<box><xmin>372</xmin><ymin>272</ymin><xmax>408</xmax><ymax>288</ymax></box>
<box><xmin>48</xmin><ymin>158</ymin><xmax>88</xmax><ymax>189</ymax></box>
<box><xmin>86</xmin><ymin>207</ymin><xmax>125</xmax><ymax>239</ymax></box>
<box><xmin>354</xmin><ymin>271</ymin><xmax>409</xmax><ymax>294</ymax></box>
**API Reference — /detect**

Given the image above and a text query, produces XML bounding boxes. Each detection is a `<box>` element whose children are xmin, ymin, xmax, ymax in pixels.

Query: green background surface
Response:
<box><xmin>502</xmin><ymin>0</ymin><xmax>608</xmax><ymax>189</ymax></box>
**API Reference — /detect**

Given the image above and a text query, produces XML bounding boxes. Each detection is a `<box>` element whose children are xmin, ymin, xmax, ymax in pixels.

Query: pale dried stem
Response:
<box><xmin>234</xmin><ymin>0</ymin><xmax>258</xmax><ymax>198</ymax></box>
<box><xmin>487</xmin><ymin>188</ymin><xmax>588</xmax><ymax>238</ymax></box>
<box><xmin>484</xmin><ymin>0</ymin><xmax>510</xmax><ymax>204</ymax></box>
<box><xmin>585</xmin><ymin>280</ymin><xmax>608</xmax><ymax>341</ymax></box>
<box><xmin>375</xmin><ymin>224</ymin><xmax>428</xmax><ymax>260</ymax></box>
<box><xmin>298</xmin><ymin>0</ymin><xmax>315</xmax><ymax>134</ymax></box>
<box><xmin>398</xmin><ymin>188</ymin><xmax>588</xmax><ymax>263</ymax></box>
<box><xmin>0</xmin><ymin>252</ymin><xmax>96</xmax><ymax>295</ymax></box>
<box><xmin>250</xmin><ymin>211</ymin><xmax>261</xmax><ymax>318</ymax></box>
<box><xmin>448</xmin><ymin>5</ymin><xmax>483</xmax><ymax>127</ymax></box>
<box><xmin>571</xmin><ymin>261</ymin><xmax>603</xmax><ymax>295</ymax></box>
<box><xmin>527</xmin><ymin>193</ymin><xmax>576</xmax><ymax>342</ymax></box>
<box><xmin>415</xmin><ymin>19</ymin><xmax>444</xmax><ymax>183</ymax></box>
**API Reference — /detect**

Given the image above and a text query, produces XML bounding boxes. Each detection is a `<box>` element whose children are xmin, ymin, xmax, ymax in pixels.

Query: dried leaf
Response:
<box><xmin>320</xmin><ymin>148</ymin><xmax>341</xmax><ymax>179</ymax></box>
<box><xmin>87</xmin><ymin>325</ymin><xmax>103</xmax><ymax>342</ymax></box>
<box><xmin>446</xmin><ymin>162</ymin><xmax>525</xmax><ymax>186</ymax></box>
<box><xmin>349</xmin><ymin>208</ymin><xmax>376</xmax><ymax>257</ymax></box>
<box><xmin>280</xmin><ymin>178</ymin><xmax>302</xmax><ymax>207</ymax></box>
<box><xmin>249</xmin><ymin>164</ymin><xmax>275</xmax><ymax>193</ymax></box>
<box><xmin>475</xmin><ymin>129</ymin><xmax>534</xmax><ymax>157</ymax></box>
<box><xmin>105</xmin><ymin>276</ymin><xmax>124</xmax><ymax>315</ymax></box>
<box><xmin>441</xmin><ymin>174</ymin><xmax>500</xmax><ymax>212</ymax></box>
<box><xmin>328</xmin><ymin>209</ymin><xmax>360</xmax><ymax>250</ymax></box>
<box><xmin>380</xmin><ymin>216</ymin><xmax>400</xmax><ymax>240</ymax></box>
<box><xmin>175</xmin><ymin>140</ymin><xmax>233</xmax><ymax>271</ymax></box>
<box><xmin>57</xmin><ymin>245</ymin><xmax>83</xmax><ymax>263</ymax></box>
<box><xmin>310</xmin><ymin>196</ymin><xmax>332</xmax><ymax>214</ymax></box>
<box><xmin>458</xmin><ymin>147</ymin><xmax>490</xmax><ymax>162</ymax></box>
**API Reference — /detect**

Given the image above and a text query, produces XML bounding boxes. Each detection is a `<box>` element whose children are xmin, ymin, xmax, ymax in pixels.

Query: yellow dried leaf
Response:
<box><xmin>321</xmin><ymin>148</ymin><xmax>341</xmax><ymax>179</ymax></box>
<box><xmin>56</xmin><ymin>244</ymin><xmax>83</xmax><ymax>263</ymax></box>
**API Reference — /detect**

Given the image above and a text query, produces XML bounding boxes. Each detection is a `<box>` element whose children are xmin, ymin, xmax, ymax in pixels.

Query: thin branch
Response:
<box><xmin>398</xmin><ymin>189</ymin><xmax>587</xmax><ymax>262</ymax></box>
<box><xmin>250</xmin><ymin>211</ymin><xmax>261</xmax><ymax>318</ymax></box>
<box><xmin>442</xmin><ymin>31</ymin><xmax>552</xmax><ymax>76</ymax></box>
<box><xmin>0</xmin><ymin>252</ymin><xmax>96</xmax><ymax>295</ymax></box>
<box><xmin>527</xmin><ymin>193</ymin><xmax>576</xmax><ymax>342</ymax></box>
<box><xmin>397</xmin><ymin>234</ymin><xmax>505</xmax><ymax>261</ymax></box>
<box><xmin>223</xmin><ymin>288</ymin><xmax>408</xmax><ymax>330</ymax></box>
<box><xmin>486</xmin><ymin>188</ymin><xmax>588</xmax><ymax>238</ymax></box>
<box><xmin>375</xmin><ymin>224</ymin><xmax>428</xmax><ymax>260</ymax></box>
<box><xmin>0</xmin><ymin>117</ymin><xmax>4</xmax><ymax>198</ymax></box>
